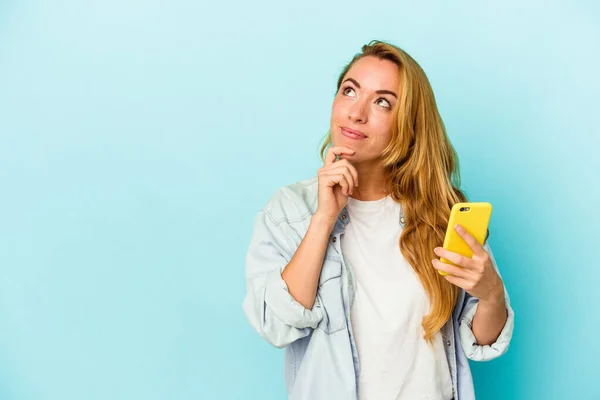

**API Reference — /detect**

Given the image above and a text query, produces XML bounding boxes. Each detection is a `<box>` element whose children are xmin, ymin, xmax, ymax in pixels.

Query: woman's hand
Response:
<box><xmin>431</xmin><ymin>224</ymin><xmax>505</xmax><ymax>305</ymax></box>
<box><xmin>315</xmin><ymin>146</ymin><xmax>359</xmax><ymax>221</ymax></box>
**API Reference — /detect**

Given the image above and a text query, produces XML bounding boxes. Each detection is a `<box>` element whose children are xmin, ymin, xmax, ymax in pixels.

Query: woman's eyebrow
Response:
<box><xmin>342</xmin><ymin>77</ymin><xmax>397</xmax><ymax>99</ymax></box>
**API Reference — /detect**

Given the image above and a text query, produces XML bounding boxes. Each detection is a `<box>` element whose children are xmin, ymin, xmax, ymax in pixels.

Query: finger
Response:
<box><xmin>454</xmin><ymin>224</ymin><xmax>486</xmax><ymax>257</ymax></box>
<box><xmin>431</xmin><ymin>259</ymin><xmax>469</xmax><ymax>279</ymax></box>
<box><xmin>343</xmin><ymin>170</ymin><xmax>355</xmax><ymax>195</ymax></box>
<box><xmin>433</xmin><ymin>247</ymin><xmax>476</xmax><ymax>270</ymax></box>
<box><xmin>442</xmin><ymin>274</ymin><xmax>472</xmax><ymax>291</ymax></box>
<box><xmin>335</xmin><ymin>159</ymin><xmax>359</xmax><ymax>187</ymax></box>
<box><xmin>337</xmin><ymin>173</ymin><xmax>352</xmax><ymax>196</ymax></box>
<box><xmin>325</xmin><ymin>165</ymin><xmax>358</xmax><ymax>191</ymax></box>
<box><xmin>323</xmin><ymin>171</ymin><xmax>351</xmax><ymax>195</ymax></box>
<box><xmin>325</xmin><ymin>146</ymin><xmax>356</xmax><ymax>166</ymax></box>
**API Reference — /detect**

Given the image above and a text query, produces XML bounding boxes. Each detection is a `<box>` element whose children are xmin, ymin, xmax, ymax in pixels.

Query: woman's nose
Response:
<box><xmin>347</xmin><ymin>100</ymin><xmax>368</xmax><ymax>123</ymax></box>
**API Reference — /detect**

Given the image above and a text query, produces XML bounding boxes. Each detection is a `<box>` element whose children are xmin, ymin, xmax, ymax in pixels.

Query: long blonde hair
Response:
<box><xmin>320</xmin><ymin>40</ymin><xmax>467</xmax><ymax>345</ymax></box>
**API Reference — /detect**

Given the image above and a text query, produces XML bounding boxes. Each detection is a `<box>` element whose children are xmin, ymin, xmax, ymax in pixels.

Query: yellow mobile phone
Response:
<box><xmin>438</xmin><ymin>202</ymin><xmax>492</xmax><ymax>276</ymax></box>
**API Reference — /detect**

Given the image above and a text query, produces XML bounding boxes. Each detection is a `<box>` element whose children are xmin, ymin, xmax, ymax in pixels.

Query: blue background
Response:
<box><xmin>1</xmin><ymin>0</ymin><xmax>599</xmax><ymax>399</ymax></box>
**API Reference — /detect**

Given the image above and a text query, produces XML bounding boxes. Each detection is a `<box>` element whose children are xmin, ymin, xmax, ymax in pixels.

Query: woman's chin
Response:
<box><xmin>338</xmin><ymin>152</ymin><xmax>358</xmax><ymax>161</ymax></box>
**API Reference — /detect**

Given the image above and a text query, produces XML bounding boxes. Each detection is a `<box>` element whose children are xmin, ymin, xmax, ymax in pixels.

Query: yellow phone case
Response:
<box><xmin>438</xmin><ymin>202</ymin><xmax>492</xmax><ymax>276</ymax></box>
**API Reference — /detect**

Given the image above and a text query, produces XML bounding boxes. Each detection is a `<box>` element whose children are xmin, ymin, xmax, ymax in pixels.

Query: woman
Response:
<box><xmin>242</xmin><ymin>40</ymin><xmax>514</xmax><ymax>400</ymax></box>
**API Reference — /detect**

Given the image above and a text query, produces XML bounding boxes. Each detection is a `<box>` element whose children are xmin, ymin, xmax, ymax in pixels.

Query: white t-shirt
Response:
<box><xmin>340</xmin><ymin>194</ymin><xmax>454</xmax><ymax>400</ymax></box>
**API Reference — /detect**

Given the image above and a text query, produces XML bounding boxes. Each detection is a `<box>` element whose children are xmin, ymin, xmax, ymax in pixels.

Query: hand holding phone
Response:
<box><xmin>438</xmin><ymin>202</ymin><xmax>492</xmax><ymax>276</ymax></box>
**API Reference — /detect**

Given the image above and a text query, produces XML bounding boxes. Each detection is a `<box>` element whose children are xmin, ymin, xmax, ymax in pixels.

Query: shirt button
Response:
<box><xmin>400</xmin><ymin>217</ymin><xmax>405</xmax><ymax>224</ymax></box>
<box><xmin>341</xmin><ymin>214</ymin><xmax>347</xmax><ymax>220</ymax></box>
<box><xmin>331</xmin><ymin>237</ymin><xmax>337</xmax><ymax>243</ymax></box>
<box><xmin>446</xmin><ymin>339</ymin><xmax>451</xmax><ymax>346</ymax></box>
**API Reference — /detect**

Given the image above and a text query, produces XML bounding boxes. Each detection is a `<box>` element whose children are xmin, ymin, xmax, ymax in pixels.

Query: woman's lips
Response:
<box><xmin>341</xmin><ymin>127</ymin><xmax>367</xmax><ymax>140</ymax></box>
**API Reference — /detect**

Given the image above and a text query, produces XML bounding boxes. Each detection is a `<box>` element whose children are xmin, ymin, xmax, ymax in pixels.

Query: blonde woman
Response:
<box><xmin>242</xmin><ymin>40</ymin><xmax>514</xmax><ymax>400</ymax></box>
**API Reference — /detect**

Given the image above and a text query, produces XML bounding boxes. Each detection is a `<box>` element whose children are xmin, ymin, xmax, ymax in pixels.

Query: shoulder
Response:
<box><xmin>262</xmin><ymin>176</ymin><xmax>319</xmax><ymax>224</ymax></box>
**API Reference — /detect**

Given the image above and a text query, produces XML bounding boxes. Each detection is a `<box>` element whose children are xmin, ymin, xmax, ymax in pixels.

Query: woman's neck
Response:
<box><xmin>348</xmin><ymin>162</ymin><xmax>389</xmax><ymax>201</ymax></box>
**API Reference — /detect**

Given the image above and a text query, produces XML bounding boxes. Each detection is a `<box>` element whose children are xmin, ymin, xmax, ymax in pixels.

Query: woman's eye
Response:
<box><xmin>342</xmin><ymin>86</ymin><xmax>355</xmax><ymax>96</ymax></box>
<box><xmin>342</xmin><ymin>86</ymin><xmax>391</xmax><ymax>109</ymax></box>
<box><xmin>377</xmin><ymin>98</ymin><xmax>392</xmax><ymax>109</ymax></box>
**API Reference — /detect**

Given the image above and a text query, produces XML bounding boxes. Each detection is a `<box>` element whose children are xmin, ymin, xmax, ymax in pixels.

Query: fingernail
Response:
<box><xmin>355</xmin><ymin>181</ymin><xmax>359</xmax><ymax>187</ymax></box>
<box><xmin>455</xmin><ymin>224</ymin><xmax>462</xmax><ymax>232</ymax></box>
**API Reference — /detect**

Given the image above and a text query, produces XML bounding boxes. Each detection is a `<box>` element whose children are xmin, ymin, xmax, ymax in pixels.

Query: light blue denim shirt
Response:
<box><xmin>242</xmin><ymin>177</ymin><xmax>515</xmax><ymax>400</ymax></box>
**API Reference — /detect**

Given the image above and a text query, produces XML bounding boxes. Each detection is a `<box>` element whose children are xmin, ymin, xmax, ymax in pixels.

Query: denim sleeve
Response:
<box><xmin>458</xmin><ymin>242</ymin><xmax>515</xmax><ymax>361</ymax></box>
<box><xmin>242</xmin><ymin>209</ymin><xmax>324</xmax><ymax>349</ymax></box>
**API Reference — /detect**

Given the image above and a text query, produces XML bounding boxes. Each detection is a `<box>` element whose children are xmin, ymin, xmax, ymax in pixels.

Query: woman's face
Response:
<box><xmin>329</xmin><ymin>56</ymin><xmax>399</xmax><ymax>163</ymax></box>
